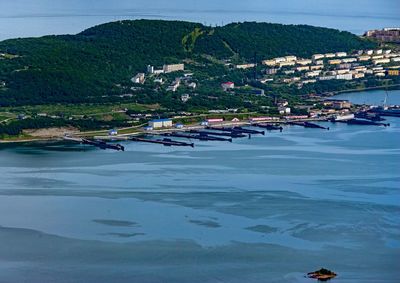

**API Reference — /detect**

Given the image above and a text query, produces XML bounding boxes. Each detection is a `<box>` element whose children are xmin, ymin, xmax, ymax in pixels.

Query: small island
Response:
<box><xmin>307</xmin><ymin>268</ymin><xmax>337</xmax><ymax>281</ymax></box>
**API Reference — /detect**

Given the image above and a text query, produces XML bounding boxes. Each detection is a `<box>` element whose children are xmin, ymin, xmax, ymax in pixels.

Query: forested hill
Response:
<box><xmin>0</xmin><ymin>20</ymin><xmax>375</xmax><ymax>106</ymax></box>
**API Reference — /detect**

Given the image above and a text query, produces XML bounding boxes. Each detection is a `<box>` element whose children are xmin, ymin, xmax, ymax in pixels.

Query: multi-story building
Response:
<box><xmin>163</xmin><ymin>63</ymin><xmax>185</xmax><ymax>73</ymax></box>
<box><xmin>365</xmin><ymin>28</ymin><xmax>400</xmax><ymax>43</ymax></box>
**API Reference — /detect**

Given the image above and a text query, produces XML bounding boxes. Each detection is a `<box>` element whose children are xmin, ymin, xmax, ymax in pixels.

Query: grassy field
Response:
<box><xmin>3</xmin><ymin>103</ymin><xmax>161</xmax><ymax>118</ymax></box>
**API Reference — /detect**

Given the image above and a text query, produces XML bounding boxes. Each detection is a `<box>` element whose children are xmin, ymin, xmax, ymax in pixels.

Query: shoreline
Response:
<box><xmin>326</xmin><ymin>84</ymin><xmax>400</xmax><ymax>96</ymax></box>
<box><xmin>1</xmin><ymin>87</ymin><xmax>399</xmax><ymax>145</ymax></box>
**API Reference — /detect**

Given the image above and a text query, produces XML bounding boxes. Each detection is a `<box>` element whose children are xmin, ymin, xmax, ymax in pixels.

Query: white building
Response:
<box><xmin>336</xmin><ymin>73</ymin><xmax>353</xmax><ymax>80</ymax></box>
<box><xmin>342</xmin><ymin>58</ymin><xmax>357</xmax><ymax>63</ymax></box>
<box><xmin>373</xmin><ymin>58</ymin><xmax>390</xmax><ymax>65</ymax></box>
<box><xmin>312</xmin><ymin>54</ymin><xmax>324</xmax><ymax>61</ymax></box>
<box><xmin>324</xmin><ymin>53</ymin><xmax>336</xmax><ymax>58</ymax></box>
<box><xmin>221</xmin><ymin>82</ymin><xmax>235</xmax><ymax>91</ymax></box>
<box><xmin>149</xmin><ymin>119</ymin><xmax>173</xmax><ymax>129</ymax></box>
<box><xmin>131</xmin><ymin>73</ymin><xmax>145</xmax><ymax>84</ymax></box>
<box><xmin>181</xmin><ymin>94</ymin><xmax>190</xmax><ymax>102</ymax></box>
<box><xmin>296</xmin><ymin>59</ymin><xmax>312</xmax><ymax>65</ymax></box>
<box><xmin>236</xmin><ymin>63</ymin><xmax>255</xmax><ymax>69</ymax></box>
<box><xmin>285</xmin><ymin>56</ymin><xmax>297</xmax><ymax>62</ymax></box>
<box><xmin>163</xmin><ymin>64</ymin><xmax>184</xmax><ymax>73</ymax></box>
<box><xmin>336</xmin><ymin>52</ymin><xmax>347</xmax><ymax>57</ymax></box>
<box><xmin>147</xmin><ymin>65</ymin><xmax>154</xmax><ymax>74</ymax></box>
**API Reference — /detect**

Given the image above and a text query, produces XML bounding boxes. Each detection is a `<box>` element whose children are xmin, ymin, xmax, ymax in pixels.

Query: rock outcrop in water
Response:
<box><xmin>307</xmin><ymin>268</ymin><xmax>337</xmax><ymax>281</ymax></box>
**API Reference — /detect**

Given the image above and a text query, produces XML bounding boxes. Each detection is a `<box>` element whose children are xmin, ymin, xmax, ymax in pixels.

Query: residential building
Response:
<box><xmin>310</xmin><ymin>65</ymin><xmax>324</xmax><ymax>70</ymax></box>
<box><xmin>262</xmin><ymin>59</ymin><xmax>276</xmax><ymax>66</ymax></box>
<box><xmin>358</xmin><ymin>55</ymin><xmax>371</xmax><ymax>61</ymax></box>
<box><xmin>296</xmin><ymin>66</ymin><xmax>310</xmax><ymax>72</ymax></box>
<box><xmin>324</xmin><ymin>53</ymin><xmax>336</xmax><ymax>58</ymax></box>
<box><xmin>318</xmin><ymin>75</ymin><xmax>336</xmax><ymax>81</ymax></box>
<box><xmin>336</xmin><ymin>52</ymin><xmax>347</xmax><ymax>57</ymax></box>
<box><xmin>236</xmin><ymin>63</ymin><xmax>255</xmax><ymax>69</ymax></box>
<box><xmin>279</xmin><ymin>61</ymin><xmax>295</xmax><ymax>67</ymax></box>
<box><xmin>342</xmin><ymin>58</ymin><xmax>357</xmax><ymax>63</ymax></box>
<box><xmin>265</xmin><ymin>68</ymin><xmax>278</xmax><ymax>75</ymax></box>
<box><xmin>131</xmin><ymin>73</ymin><xmax>145</xmax><ymax>84</ymax></box>
<box><xmin>388</xmin><ymin>69</ymin><xmax>400</xmax><ymax>76</ymax></box>
<box><xmin>296</xmin><ymin>59</ymin><xmax>312</xmax><ymax>65</ymax></box>
<box><xmin>147</xmin><ymin>65</ymin><xmax>154</xmax><ymax>74</ymax></box>
<box><xmin>285</xmin><ymin>56</ymin><xmax>297</xmax><ymax>62</ymax></box>
<box><xmin>163</xmin><ymin>63</ymin><xmax>184</xmax><ymax>73</ymax></box>
<box><xmin>328</xmin><ymin>59</ymin><xmax>342</xmax><ymax>65</ymax></box>
<box><xmin>336</xmin><ymin>73</ymin><xmax>353</xmax><ymax>80</ymax></box>
<box><xmin>373</xmin><ymin>58</ymin><xmax>390</xmax><ymax>65</ymax></box>
<box><xmin>181</xmin><ymin>94</ymin><xmax>190</xmax><ymax>102</ymax></box>
<box><xmin>221</xmin><ymin>82</ymin><xmax>235</xmax><ymax>91</ymax></box>
<box><xmin>353</xmin><ymin>73</ymin><xmax>365</xmax><ymax>79</ymax></box>
<box><xmin>312</xmin><ymin>54</ymin><xmax>324</xmax><ymax>61</ymax></box>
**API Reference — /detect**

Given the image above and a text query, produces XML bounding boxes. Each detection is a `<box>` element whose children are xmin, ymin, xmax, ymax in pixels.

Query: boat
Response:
<box><xmin>330</xmin><ymin>113</ymin><xmax>354</xmax><ymax>122</ymax></box>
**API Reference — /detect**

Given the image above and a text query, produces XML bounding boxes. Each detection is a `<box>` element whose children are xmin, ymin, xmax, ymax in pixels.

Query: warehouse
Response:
<box><xmin>149</xmin><ymin>119</ymin><xmax>173</xmax><ymax>129</ymax></box>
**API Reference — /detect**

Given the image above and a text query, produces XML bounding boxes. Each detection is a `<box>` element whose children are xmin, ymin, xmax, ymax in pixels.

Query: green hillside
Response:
<box><xmin>0</xmin><ymin>20</ymin><xmax>376</xmax><ymax>106</ymax></box>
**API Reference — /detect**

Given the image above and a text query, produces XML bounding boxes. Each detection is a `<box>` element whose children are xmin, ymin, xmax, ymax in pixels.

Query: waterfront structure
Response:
<box><xmin>149</xmin><ymin>119</ymin><xmax>173</xmax><ymax>129</ymax></box>
<box><xmin>163</xmin><ymin>63</ymin><xmax>184</xmax><ymax>73</ymax></box>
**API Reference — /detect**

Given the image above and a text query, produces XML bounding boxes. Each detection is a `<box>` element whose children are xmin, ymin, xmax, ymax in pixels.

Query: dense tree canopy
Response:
<box><xmin>0</xmin><ymin>20</ymin><xmax>376</xmax><ymax>106</ymax></box>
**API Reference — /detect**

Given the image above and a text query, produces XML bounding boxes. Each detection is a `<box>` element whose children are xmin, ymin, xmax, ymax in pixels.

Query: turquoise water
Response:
<box><xmin>0</xmin><ymin>0</ymin><xmax>399</xmax><ymax>40</ymax></box>
<box><xmin>0</xmin><ymin>90</ymin><xmax>399</xmax><ymax>282</ymax></box>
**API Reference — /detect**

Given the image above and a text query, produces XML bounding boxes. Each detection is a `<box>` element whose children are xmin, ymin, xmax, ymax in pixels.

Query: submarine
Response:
<box><xmin>81</xmin><ymin>138</ymin><xmax>125</xmax><ymax>151</ymax></box>
<box><xmin>130</xmin><ymin>137</ymin><xmax>194</xmax><ymax>147</ymax></box>
<box><xmin>163</xmin><ymin>132</ymin><xmax>233</xmax><ymax>142</ymax></box>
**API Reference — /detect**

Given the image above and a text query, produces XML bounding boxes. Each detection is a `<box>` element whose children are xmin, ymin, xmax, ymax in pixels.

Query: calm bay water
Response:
<box><xmin>0</xmin><ymin>90</ymin><xmax>399</xmax><ymax>282</ymax></box>
<box><xmin>0</xmin><ymin>0</ymin><xmax>399</xmax><ymax>40</ymax></box>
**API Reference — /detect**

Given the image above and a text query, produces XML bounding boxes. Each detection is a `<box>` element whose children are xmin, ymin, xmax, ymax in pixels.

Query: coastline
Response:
<box><xmin>1</xmin><ymin>87</ymin><xmax>399</xmax><ymax>145</ymax></box>
<box><xmin>326</xmin><ymin>83</ymin><xmax>400</xmax><ymax>96</ymax></box>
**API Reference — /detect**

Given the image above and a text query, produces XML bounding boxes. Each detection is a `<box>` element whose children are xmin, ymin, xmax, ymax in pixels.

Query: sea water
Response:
<box><xmin>0</xmin><ymin>90</ymin><xmax>399</xmax><ymax>282</ymax></box>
